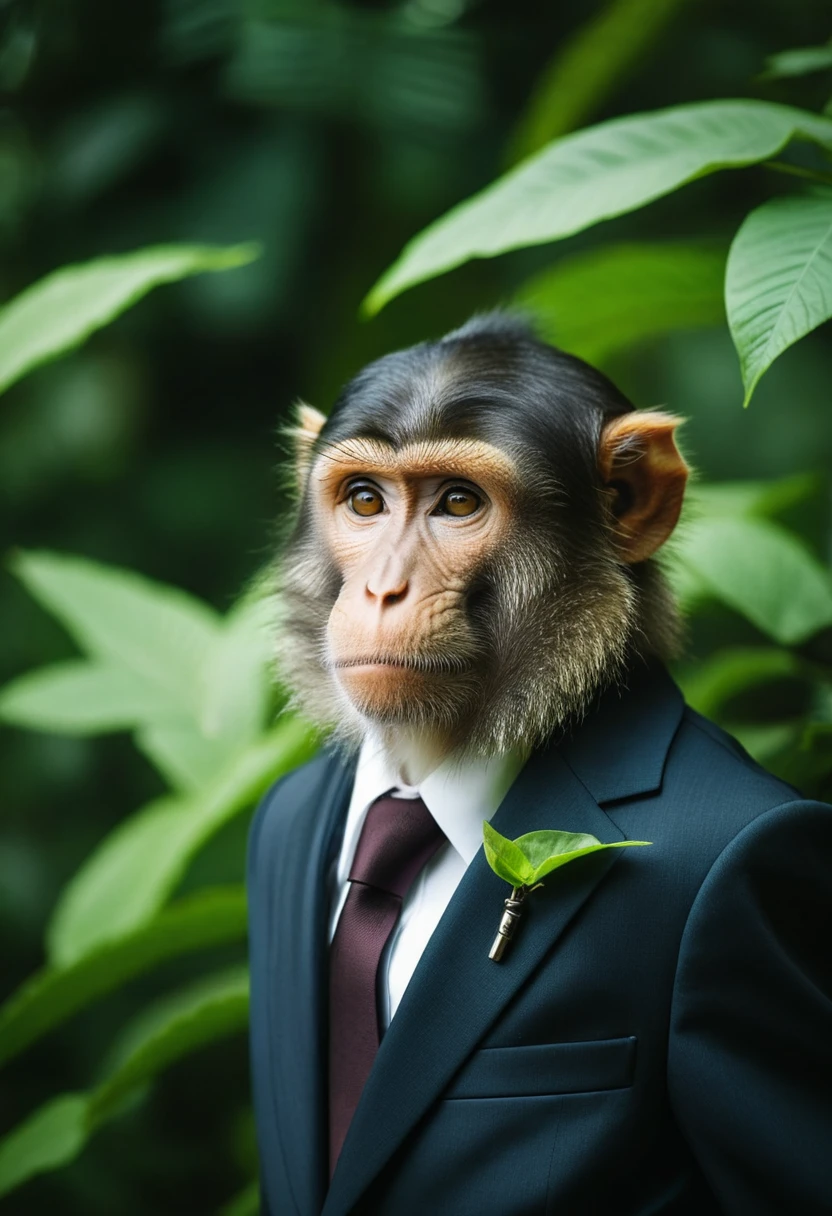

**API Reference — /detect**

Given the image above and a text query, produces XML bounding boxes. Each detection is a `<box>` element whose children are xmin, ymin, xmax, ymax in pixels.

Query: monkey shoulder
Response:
<box><xmin>599</xmin><ymin>703</ymin><xmax>832</xmax><ymax>1043</ymax></box>
<box><xmin>247</xmin><ymin>746</ymin><xmax>349</xmax><ymax>884</ymax></box>
<box><xmin>668</xmin><ymin>704</ymin><xmax>803</xmax><ymax>829</ymax></box>
<box><xmin>675</xmin><ymin>705</ymin><xmax>799</xmax><ymax>802</ymax></box>
<box><xmin>615</xmin><ymin>702</ymin><xmax>829</xmax><ymax>900</ymax></box>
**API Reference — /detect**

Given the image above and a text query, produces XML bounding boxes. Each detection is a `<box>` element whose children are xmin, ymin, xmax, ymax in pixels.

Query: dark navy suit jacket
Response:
<box><xmin>247</xmin><ymin>664</ymin><xmax>832</xmax><ymax>1215</ymax></box>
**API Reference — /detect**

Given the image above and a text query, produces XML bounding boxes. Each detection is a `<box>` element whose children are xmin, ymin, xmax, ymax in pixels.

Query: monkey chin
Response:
<box><xmin>333</xmin><ymin>659</ymin><xmax>475</xmax><ymax>730</ymax></box>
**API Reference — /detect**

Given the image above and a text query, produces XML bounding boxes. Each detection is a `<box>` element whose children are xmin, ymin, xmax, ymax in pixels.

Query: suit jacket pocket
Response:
<box><xmin>444</xmin><ymin>1036</ymin><xmax>637</xmax><ymax>1099</ymax></box>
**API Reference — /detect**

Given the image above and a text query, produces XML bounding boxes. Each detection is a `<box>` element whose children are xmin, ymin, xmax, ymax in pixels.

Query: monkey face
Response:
<box><xmin>276</xmin><ymin>314</ymin><xmax>688</xmax><ymax>758</ymax></box>
<box><xmin>308</xmin><ymin>437</ymin><xmax>516</xmax><ymax>725</ymax></box>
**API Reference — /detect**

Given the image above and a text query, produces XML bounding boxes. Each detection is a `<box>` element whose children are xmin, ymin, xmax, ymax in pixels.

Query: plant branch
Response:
<box><xmin>763</xmin><ymin>160</ymin><xmax>832</xmax><ymax>187</ymax></box>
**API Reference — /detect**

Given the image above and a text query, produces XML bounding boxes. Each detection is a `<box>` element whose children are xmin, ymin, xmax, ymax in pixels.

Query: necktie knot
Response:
<box><xmin>348</xmin><ymin>793</ymin><xmax>446</xmax><ymax>899</ymax></box>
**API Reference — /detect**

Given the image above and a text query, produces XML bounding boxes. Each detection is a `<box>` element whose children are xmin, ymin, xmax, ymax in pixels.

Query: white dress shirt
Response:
<box><xmin>328</xmin><ymin>734</ymin><xmax>526</xmax><ymax>1026</ymax></box>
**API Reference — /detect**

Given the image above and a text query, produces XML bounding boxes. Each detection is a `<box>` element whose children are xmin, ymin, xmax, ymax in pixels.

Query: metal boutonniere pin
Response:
<box><xmin>482</xmin><ymin>821</ymin><xmax>652</xmax><ymax>962</ymax></box>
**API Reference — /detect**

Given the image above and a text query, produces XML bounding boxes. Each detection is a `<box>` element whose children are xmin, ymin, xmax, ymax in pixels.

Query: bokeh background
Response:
<box><xmin>1</xmin><ymin>1</ymin><xmax>831</xmax><ymax>1212</ymax></box>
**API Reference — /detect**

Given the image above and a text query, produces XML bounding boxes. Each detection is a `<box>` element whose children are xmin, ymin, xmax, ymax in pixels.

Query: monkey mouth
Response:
<box><xmin>333</xmin><ymin>654</ymin><xmax>468</xmax><ymax>676</ymax></box>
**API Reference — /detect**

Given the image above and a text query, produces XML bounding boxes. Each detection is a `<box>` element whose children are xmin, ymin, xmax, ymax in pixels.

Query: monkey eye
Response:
<box><xmin>347</xmin><ymin>484</ymin><xmax>384</xmax><ymax>517</ymax></box>
<box><xmin>435</xmin><ymin>486</ymin><xmax>482</xmax><ymax>518</ymax></box>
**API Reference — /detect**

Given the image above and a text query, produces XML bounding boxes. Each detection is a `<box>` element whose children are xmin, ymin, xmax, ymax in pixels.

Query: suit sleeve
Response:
<box><xmin>668</xmin><ymin>798</ymin><xmax>832</xmax><ymax>1214</ymax></box>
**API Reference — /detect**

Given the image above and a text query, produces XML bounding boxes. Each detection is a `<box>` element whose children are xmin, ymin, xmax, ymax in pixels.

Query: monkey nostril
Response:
<box><xmin>365</xmin><ymin>578</ymin><xmax>409</xmax><ymax>606</ymax></box>
<box><xmin>381</xmin><ymin>585</ymin><xmax>407</xmax><ymax>607</ymax></box>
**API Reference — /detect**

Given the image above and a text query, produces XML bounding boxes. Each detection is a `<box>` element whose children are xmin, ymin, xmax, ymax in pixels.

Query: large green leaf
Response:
<box><xmin>225</xmin><ymin>6</ymin><xmax>482</xmax><ymax>135</ymax></box>
<box><xmin>10</xmin><ymin>550</ymin><xmax>221</xmax><ymax>717</ymax></box>
<box><xmin>0</xmin><ymin>888</ymin><xmax>246</xmax><ymax>1067</ymax></box>
<box><xmin>197</xmin><ymin>594</ymin><xmax>274</xmax><ymax>757</ymax></box>
<box><xmin>677</xmin><ymin>647</ymin><xmax>804</xmax><ymax>718</ymax></box>
<box><xmin>135</xmin><ymin>722</ymin><xmax>235</xmax><ymax>791</ymax></box>
<box><xmin>729</xmin><ymin>722</ymin><xmax>801</xmax><ymax>766</ymax></box>
<box><xmin>726</xmin><ymin>190</ymin><xmax>832</xmax><ymax>405</ymax></box>
<box><xmin>671</xmin><ymin>516</ymin><xmax>832</xmax><ymax>644</ymax></box>
<box><xmin>762</xmin><ymin>44</ymin><xmax>832</xmax><ymax>81</ymax></box>
<box><xmin>0</xmin><ymin>969</ymin><xmax>249</xmax><ymax>1198</ymax></box>
<box><xmin>89</xmin><ymin>967</ymin><xmax>249</xmax><ymax>1122</ymax></box>
<box><xmin>0</xmin><ymin>244</ymin><xmax>259</xmax><ymax>397</ymax></box>
<box><xmin>47</xmin><ymin>717</ymin><xmax>317</xmax><ymax>965</ymax></box>
<box><xmin>687</xmin><ymin>474</ymin><xmax>819</xmax><ymax>521</ymax></box>
<box><xmin>6</xmin><ymin>552</ymin><xmax>277</xmax><ymax>790</ymax></box>
<box><xmin>364</xmin><ymin>100</ymin><xmax>832</xmax><ymax>312</ymax></box>
<box><xmin>508</xmin><ymin>0</ymin><xmax>688</xmax><ymax>164</ymax></box>
<box><xmin>0</xmin><ymin>1094</ymin><xmax>89</xmax><ymax>1199</ymax></box>
<box><xmin>220</xmin><ymin>1180</ymin><xmax>261</xmax><ymax>1216</ymax></box>
<box><xmin>516</xmin><ymin>241</ymin><xmax>725</xmax><ymax>365</ymax></box>
<box><xmin>133</xmin><ymin>598</ymin><xmax>273</xmax><ymax>787</ymax></box>
<box><xmin>47</xmin><ymin>796</ymin><xmax>200</xmax><ymax>965</ymax></box>
<box><xmin>0</xmin><ymin>660</ymin><xmax>177</xmax><ymax>734</ymax></box>
<box><xmin>800</xmin><ymin>723</ymin><xmax>832</xmax><ymax>769</ymax></box>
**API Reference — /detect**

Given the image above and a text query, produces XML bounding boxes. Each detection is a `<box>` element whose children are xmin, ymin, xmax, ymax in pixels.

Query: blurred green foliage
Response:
<box><xmin>1</xmin><ymin>1</ymin><xmax>831</xmax><ymax>1212</ymax></box>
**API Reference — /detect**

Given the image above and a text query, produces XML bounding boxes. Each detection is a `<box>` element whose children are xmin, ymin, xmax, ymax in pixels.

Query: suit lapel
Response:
<box><xmin>323</xmin><ymin>744</ymin><xmax>627</xmax><ymax>1216</ymax></box>
<box><xmin>267</xmin><ymin>750</ymin><xmax>355</xmax><ymax>1216</ymax></box>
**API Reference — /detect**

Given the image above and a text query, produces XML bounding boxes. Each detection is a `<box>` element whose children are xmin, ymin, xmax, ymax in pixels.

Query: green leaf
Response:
<box><xmin>513</xmin><ymin>829</ymin><xmax>651</xmax><ymax>884</ymax></box>
<box><xmin>762</xmin><ymin>44</ymin><xmax>832</xmax><ymax>81</ymax></box>
<box><xmin>0</xmin><ymin>243</ymin><xmax>260</xmax><ymax>397</ymax></box>
<box><xmin>483</xmin><ymin>824</ymin><xmax>650</xmax><ymax>887</ymax></box>
<box><xmin>482</xmin><ymin>821</ymin><xmax>535</xmax><ymax>886</ymax></box>
<box><xmin>6</xmin><ymin>554</ymin><xmax>278</xmax><ymax>791</ymax></box>
<box><xmin>47</xmin><ymin>717</ymin><xmax>317</xmax><ymax>965</ymax></box>
<box><xmin>363</xmin><ymin>100</ymin><xmax>832</xmax><ymax>312</ymax></box>
<box><xmin>528</xmin><ymin>842</ymin><xmax>650</xmax><ymax>883</ymax></box>
<box><xmin>508</xmin><ymin>0</ymin><xmax>688</xmax><ymax>164</ymax></box>
<box><xmin>134</xmin><ymin>598</ymin><xmax>274</xmax><ymax>789</ymax></box>
<box><xmin>803</xmin><ymin>722</ymin><xmax>832</xmax><ymax>747</ymax></box>
<box><xmin>515</xmin><ymin>241</ymin><xmax>725</xmax><ymax>366</ymax></box>
<box><xmin>0</xmin><ymin>660</ymin><xmax>177</xmax><ymax>734</ymax></box>
<box><xmin>46</xmin><ymin>796</ymin><xmax>202</xmax><ymax>965</ymax></box>
<box><xmin>0</xmin><ymin>888</ymin><xmax>247</xmax><ymax>1067</ymax></box>
<box><xmin>220</xmin><ymin>1180</ymin><xmax>261</xmax><ymax>1216</ymax></box>
<box><xmin>729</xmin><ymin>721</ymin><xmax>801</xmax><ymax>765</ymax></box>
<box><xmin>687</xmin><ymin>474</ymin><xmax>819</xmax><ymax>521</ymax></box>
<box><xmin>197</xmin><ymin>595</ymin><xmax>274</xmax><ymax>755</ymax></box>
<box><xmin>764</xmin><ymin>721</ymin><xmax>832</xmax><ymax>794</ymax></box>
<box><xmin>726</xmin><ymin>191</ymin><xmax>832</xmax><ymax>405</ymax></box>
<box><xmin>724</xmin><ymin>189</ymin><xmax>832</xmax><ymax>406</ymax></box>
<box><xmin>225</xmin><ymin>8</ymin><xmax>482</xmax><ymax>135</ymax></box>
<box><xmin>89</xmin><ymin>966</ymin><xmax>249</xmax><ymax>1123</ymax></box>
<box><xmin>677</xmin><ymin>648</ymin><xmax>804</xmax><ymax>718</ymax></box>
<box><xmin>799</xmin><ymin>724</ymin><xmax>832</xmax><ymax>780</ymax></box>
<box><xmin>671</xmin><ymin>516</ymin><xmax>832</xmax><ymax>644</ymax></box>
<box><xmin>10</xmin><ymin>550</ymin><xmax>221</xmax><ymax>718</ymax></box>
<box><xmin>0</xmin><ymin>969</ymin><xmax>249</xmax><ymax>1198</ymax></box>
<box><xmin>0</xmin><ymin>1094</ymin><xmax>89</xmax><ymax>1199</ymax></box>
<box><xmin>134</xmin><ymin>722</ymin><xmax>231</xmax><ymax>791</ymax></box>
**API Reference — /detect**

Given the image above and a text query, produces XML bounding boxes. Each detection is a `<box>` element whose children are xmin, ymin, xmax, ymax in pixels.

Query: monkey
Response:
<box><xmin>275</xmin><ymin>311</ymin><xmax>687</xmax><ymax>780</ymax></box>
<box><xmin>249</xmin><ymin>312</ymin><xmax>832</xmax><ymax>1216</ymax></box>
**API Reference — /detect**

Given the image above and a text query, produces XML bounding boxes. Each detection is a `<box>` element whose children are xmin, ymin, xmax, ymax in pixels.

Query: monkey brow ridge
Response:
<box><xmin>313</xmin><ymin>435</ymin><xmax>518</xmax><ymax>485</ymax></box>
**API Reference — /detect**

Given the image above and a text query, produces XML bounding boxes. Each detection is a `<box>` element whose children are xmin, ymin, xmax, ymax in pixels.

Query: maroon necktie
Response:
<box><xmin>328</xmin><ymin>793</ymin><xmax>446</xmax><ymax>1175</ymax></box>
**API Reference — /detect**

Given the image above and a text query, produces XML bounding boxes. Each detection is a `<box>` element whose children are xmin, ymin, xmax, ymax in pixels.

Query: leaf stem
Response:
<box><xmin>762</xmin><ymin>160</ymin><xmax>832</xmax><ymax>187</ymax></box>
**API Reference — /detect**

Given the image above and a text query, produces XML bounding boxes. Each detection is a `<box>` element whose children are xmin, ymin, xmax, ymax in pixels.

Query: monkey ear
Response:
<box><xmin>290</xmin><ymin>401</ymin><xmax>327</xmax><ymax>486</ymax></box>
<box><xmin>598</xmin><ymin>411</ymin><xmax>689</xmax><ymax>564</ymax></box>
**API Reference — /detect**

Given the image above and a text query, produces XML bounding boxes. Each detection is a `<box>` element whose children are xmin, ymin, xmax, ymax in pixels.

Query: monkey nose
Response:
<box><xmin>365</xmin><ymin>576</ymin><xmax>409</xmax><ymax>607</ymax></box>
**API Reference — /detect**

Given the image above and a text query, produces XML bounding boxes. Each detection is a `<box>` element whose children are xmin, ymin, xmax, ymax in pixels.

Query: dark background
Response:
<box><xmin>1</xmin><ymin>1</ymin><xmax>830</xmax><ymax>1212</ymax></box>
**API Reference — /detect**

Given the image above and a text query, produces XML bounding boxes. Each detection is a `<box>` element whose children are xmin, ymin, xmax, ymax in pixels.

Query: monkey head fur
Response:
<box><xmin>276</xmin><ymin>314</ymin><xmax>687</xmax><ymax>770</ymax></box>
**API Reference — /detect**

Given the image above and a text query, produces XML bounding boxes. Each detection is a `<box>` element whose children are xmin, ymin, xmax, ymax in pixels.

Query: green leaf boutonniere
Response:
<box><xmin>483</xmin><ymin>821</ymin><xmax>651</xmax><ymax>961</ymax></box>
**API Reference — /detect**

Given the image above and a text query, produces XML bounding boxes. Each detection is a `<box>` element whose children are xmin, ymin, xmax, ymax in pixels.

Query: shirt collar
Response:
<box><xmin>351</xmin><ymin>734</ymin><xmax>527</xmax><ymax>865</ymax></box>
